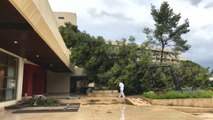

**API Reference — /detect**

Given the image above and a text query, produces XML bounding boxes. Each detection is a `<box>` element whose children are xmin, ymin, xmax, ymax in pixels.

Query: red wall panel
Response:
<box><xmin>22</xmin><ymin>64</ymin><xmax>46</xmax><ymax>96</ymax></box>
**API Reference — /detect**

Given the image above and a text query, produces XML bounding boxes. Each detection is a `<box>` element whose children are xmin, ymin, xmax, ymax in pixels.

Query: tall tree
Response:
<box><xmin>59</xmin><ymin>23</ymin><xmax>110</xmax><ymax>84</ymax></box>
<box><xmin>59</xmin><ymin>22</ymin><xmax>80</xmax><ymax>48</ymax></box>
<box><xmin>144</xmin><ymin>1</ymin><xmax>191</xmax><ymax>62</ymax></box>
<box><xmin>107</xmin><ymin>37</ymin><xmax>153</xmax><ymax>94</ymax></box>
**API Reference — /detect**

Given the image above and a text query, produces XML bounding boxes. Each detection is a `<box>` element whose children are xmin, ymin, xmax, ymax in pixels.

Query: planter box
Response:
<box><xmin>147</xmin><ymin>98</ymin><xmax>213</xmax><ymax>108</ymax></box>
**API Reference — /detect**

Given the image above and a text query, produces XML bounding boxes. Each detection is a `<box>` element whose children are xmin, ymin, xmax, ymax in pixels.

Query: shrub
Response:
<box><xmin>174</xmin><ymin>61</ymin><xmax>210</xmax><ymax>89</ymax></box>
<box><xmin>143</xmin><ymin>90</ymin><xmax>213</xmax><ymax>99</ymax></box>
<box><xmin>143</xmin><ymin>91</ymin><xmax>159</xmax><ymax>99</ymax></box>
<box><xmin>27</xmin><ymin>98</ymin><xmax>59</xmax><ymax>106</ymax></box>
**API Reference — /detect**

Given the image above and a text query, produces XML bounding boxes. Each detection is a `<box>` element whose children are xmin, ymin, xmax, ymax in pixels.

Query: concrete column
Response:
<box><xmin>16</xmin><ymin>58</ymin><xmax>24</xmax><ymax>101</ymax></box>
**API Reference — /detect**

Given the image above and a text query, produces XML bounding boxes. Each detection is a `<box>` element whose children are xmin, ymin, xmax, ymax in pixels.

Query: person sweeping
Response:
<box><xmin>119</xmin><ymin>82</ymin><xmax>125</xmax><ymax>98</ymax></box>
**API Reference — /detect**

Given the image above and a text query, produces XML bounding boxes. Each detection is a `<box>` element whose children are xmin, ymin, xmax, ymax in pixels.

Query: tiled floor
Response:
<box><xmin>0</xmin><ymin>104</ymin><xmax>202</xmax><ymax>120</ymax></box>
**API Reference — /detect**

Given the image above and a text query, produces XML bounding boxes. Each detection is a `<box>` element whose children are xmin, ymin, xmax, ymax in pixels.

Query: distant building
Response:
<box><xmin>106</xmin><ymin>40</ymin><xmax>188</xmax><ymax>62</ymax></box>
<box><xmin>54</xmin><ymin>12</ymin><xmax>77</xmax><ymax>27</ymax></box>
<box><xmin>150</xmin><ymin>48</ymin><xmax>188</xmax><ymax>62</ymax></box>
<box><xmin>54</xmin><ymin>12</ymin><xmax>88</xmax><ymax>92</ymax></box>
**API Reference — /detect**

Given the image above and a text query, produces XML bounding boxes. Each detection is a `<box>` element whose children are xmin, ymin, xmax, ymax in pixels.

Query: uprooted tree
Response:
<box><xmin>59</xmin><ymin>21</ymin><xmax>211</xmax><ymax>94</ymax></box>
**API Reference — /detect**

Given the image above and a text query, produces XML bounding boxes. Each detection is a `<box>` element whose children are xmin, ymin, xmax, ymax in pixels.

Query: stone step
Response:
<box><xmin>61</xmin><ymin>97</ymin><xmax>126</xmax><ymax>105</ymax></box>
<box><xmin>88</xmin><ymin>90</ymin><xmax>119</xmax><ymax>97</ymax></box>
<box><xmin>92</xmin><ymin>90</ymin><xmax>118</xmax><ymax>94</ymax></box>
<box><xmin>88</xmin><ymin>93</ymin><xmax>118</xmax><ymax>97</ymax></box>
<box><xmin>126</xmin><ymin>98</ymin><xmax>151</xmax><ymax>106</ymax></box>
<box><xmin>83</xmin><ymin>97</ymin><xmax>126</xmax><ymax>105</ymax></box>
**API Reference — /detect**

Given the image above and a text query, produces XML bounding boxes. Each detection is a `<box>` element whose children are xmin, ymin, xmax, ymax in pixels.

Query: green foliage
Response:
<box><xmin>174</xmin><ymin>61</ymin><xmax>211</xmax><ymax>89</ymax></box>
<box><xmin>27</xmin><ymin>99</ymin><xmax>59</xmax><ymax>106</ymax></box>
<box><xmin>143</xmin><ymin>91</ymin><xmax>158</xmax><ymax>99</ymax></box>
<box><xmin>150</xmin><ymin>65</ymin><xmax>174</xmax><ymax>90</ymax></box>
<box><xmin>148</xmin><ymin>61</ymin><xmax>211</xmax><ymax>91</ymax></box>
<box><xmin>59</xmin><ymin>24</ymin><xmax>154</xmax><ymax>93</ymax></box>
<box><xmin>143</xmin><ymin>90</ymin><xmax>213</xmax><ymax>99</ymax></box>
<box><xmin>59</xmin><ymin>23</ymin><xmax>80</xmax><ymax>48</ymax></box>
<box><xmin>60</xmin><ymin>23</ymin><xmax>109</xmax><ymax>84</ymax></box>
<box><xmin>144</xmin><ymin>1</ymin><xmax>190</xmax><ymax>62</ymax></box>
<box><xmin>107</xmin><ymin>37</ymin><xmax>153</xmax><ymax>94</ymax></box>
<box><xmin>59</xmin><ymin>22</ymin><xmax>210</xmax><ymax>95</ymax></box>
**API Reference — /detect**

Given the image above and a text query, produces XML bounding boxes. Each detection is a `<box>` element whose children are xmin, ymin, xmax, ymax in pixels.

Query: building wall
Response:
<box><xmin>10</xmin><ymin>0</ymin><xmax>75</xmax><ymax>72</ymax></box>
<box><xmin>0</xmin><ymin>0</ymin><xmax>76</xmax><ymax>108</ymax></box>
<box><xmin>54</xmin><ymin>12</ymin><xmax>77</xmax><ymax>27</ymax></box>
<box><xmin>47</xmin><ymin>71</ymin><xmax>70</xmax><ymax>94</ymax></box>
<box><xmin>22</xmin><ymin>64</ymin><xmax>46</xmax><ymax>96</ymax></box>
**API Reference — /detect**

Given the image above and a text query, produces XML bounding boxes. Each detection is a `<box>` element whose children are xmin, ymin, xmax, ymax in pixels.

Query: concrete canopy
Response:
<box><xmin>0</xmin><ymin>0</ymin><xmax>75</xmax><ymax>72</ymax></box>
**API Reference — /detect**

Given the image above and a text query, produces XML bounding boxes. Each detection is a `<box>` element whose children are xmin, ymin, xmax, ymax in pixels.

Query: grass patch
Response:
<box><xmin>143</xmin><ymin>90</ymin><xmax>213</xmax><ymax>99</ymax></box>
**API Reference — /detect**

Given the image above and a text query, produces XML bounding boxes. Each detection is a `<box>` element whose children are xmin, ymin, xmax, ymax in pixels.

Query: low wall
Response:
<box><xmin>88</xmin><ymin>90</ymin><xmax>118</xmax><ymax>97</ymax></box>
<box><xmin>60</xmin><ymin>97</ymin><xmax>126</xmax><ymax>105</ymax></box>
<box><xmin>147</xmin><ymin>98</ymin><xmax>213</xmax><ymax>108</ymax></box>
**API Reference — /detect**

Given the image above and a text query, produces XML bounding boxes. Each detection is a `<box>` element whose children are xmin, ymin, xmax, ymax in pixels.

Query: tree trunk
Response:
<box><xmin>160</xmin><ymin>40</ymin><xmax>165</xmax><ymax>63</ymax></box>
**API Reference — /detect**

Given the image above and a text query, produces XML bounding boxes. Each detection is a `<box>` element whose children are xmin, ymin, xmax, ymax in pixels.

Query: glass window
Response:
<box><xmin>0</xmin><ymin>51</ymin><xmax>18</xmax><ymax>102</ymax></box>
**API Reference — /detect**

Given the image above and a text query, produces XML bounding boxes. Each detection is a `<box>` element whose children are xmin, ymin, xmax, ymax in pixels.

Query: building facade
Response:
<box><xmin>150</xmin><ymin>48</ymin><xmax>188</xmax><ymax>62</ymax></box>
<box><xmin>0</xmin><ymin>0</ymin><xmax>76</xmax><ymax>107</ymax></box>
<box><xmin>106</xmin><ymin>40</ymin><xmax>188</xmax><ymax>62</ymax></box>
<box><xmin>54</xmin><ymin>12</ymin><xmax>77</xmax><ymax>27</ymax></box>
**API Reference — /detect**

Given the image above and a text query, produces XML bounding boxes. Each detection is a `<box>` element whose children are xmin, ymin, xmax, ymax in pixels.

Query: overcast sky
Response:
<box><xmin>49</xmin><ymin>0</ymin><xmax>213</xmax><ymax>69</ymax></box>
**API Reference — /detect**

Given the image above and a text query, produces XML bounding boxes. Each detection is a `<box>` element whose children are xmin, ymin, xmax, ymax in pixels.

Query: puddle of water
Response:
<box><xmin>120</xmin><ymin>106</ymin><xmax>125</xmax><ymax>120</ymax></box>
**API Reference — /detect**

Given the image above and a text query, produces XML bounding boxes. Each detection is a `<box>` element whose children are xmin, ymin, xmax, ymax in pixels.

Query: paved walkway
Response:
<box><xmin>0</xmin><ymin>104</ymin><xmax>201</xmax><ymax>120</ymax></box>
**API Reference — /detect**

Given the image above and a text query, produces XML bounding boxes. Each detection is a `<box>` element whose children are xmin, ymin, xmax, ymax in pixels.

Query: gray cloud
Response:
<box><xmin>101</xmin><ymin>0</ymin><xmax>126</xmax><ymax>8</ymax></box>
<box><xmin>87</xmin><ymin>8</ymin><xmax>133</xmax><ymax>21</ymax></box>
<box><xmin>181</xmin><ymin>25</ymin><xmax>213</xmax><ymax>69</ymax></box>
<box><xmin>78</xmin><ymin>15</ymin><xmax>145</xmax><ymax>42</ymax></box>
<box><xmin>189</xmin><ymin>0</ymin><xmax>202</xmax><ymax>6</ymax></box>
<box><xmin>132</xmin><ymin>0</ymin><xmax>154</xmax><ymax>6</ymax></box>
<box><xmin>205</xmin><ymin>2</ymin><xmax>213</xmax><ymax>8</ymax></box>
<box><xmin>199</xmin><ymin>60</ymin><xmax>213</xmax><ymax>70</ymax></box>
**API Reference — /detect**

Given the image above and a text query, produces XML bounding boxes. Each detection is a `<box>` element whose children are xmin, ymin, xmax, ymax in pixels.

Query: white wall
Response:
<box><xmin>16</xmin><ymin>58</ymin><xmax>24</xmax><ymax>101</ymax></box>
<box><xmin>47</xmin><ymin>70</ymin><xmax>71</xmax><ymax>94</ymax></box>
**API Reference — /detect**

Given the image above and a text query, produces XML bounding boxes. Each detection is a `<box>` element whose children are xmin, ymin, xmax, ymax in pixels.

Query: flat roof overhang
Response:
<box><xmin>0</xmin><ymin>0</ymin><xmax>75</xmax><ymax>72</ymax></box>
